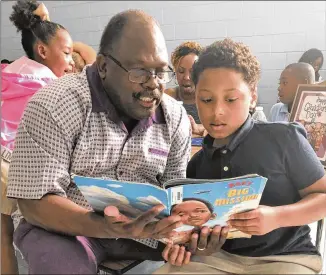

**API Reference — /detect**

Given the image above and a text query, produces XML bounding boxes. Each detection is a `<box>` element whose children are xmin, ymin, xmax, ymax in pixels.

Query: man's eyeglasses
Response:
<box><xmin>104</xmin><ymin>54</ymin><xmax>175</xmax><ymax>84</ymax></box>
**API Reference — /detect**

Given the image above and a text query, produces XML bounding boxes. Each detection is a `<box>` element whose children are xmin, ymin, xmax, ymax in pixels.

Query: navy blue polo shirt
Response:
<box><xmin>187</xmin><ymin>117</ymin><xmax>324</xmax><ymax>257</ymax></box>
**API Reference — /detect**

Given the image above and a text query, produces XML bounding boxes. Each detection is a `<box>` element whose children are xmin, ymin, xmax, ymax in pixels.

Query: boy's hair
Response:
<box><xmin>192</xmin><ymin>38</ymin><xmax>261</xmax><ymax>88</ymax></box>
<box><xmin>284</xmin><ymin>62</ymin><xmax>315</xmax><ymax>84</ymax></box>
<box><xmin>171</xmin><ymin>197</ymin><xmax>214</xmax><ymax>214</ymax></box>
<box><xmin>171</xmin><ymin>41</ymin><xmax>202</xmax><ymax>70</ymax></box>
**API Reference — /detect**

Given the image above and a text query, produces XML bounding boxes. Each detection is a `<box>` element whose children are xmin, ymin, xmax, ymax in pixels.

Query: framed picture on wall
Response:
<box><xmin>290</xmin><ymin>84</ymin><xmax>326</xmax><ymax>167</ymax></box>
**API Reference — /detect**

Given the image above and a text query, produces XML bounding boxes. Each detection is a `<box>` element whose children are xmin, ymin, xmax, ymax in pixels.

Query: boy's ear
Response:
<box><xmin>250</xmin><ymin>86</ymin><xmax>258</xmax><ymax>110</ymax></box>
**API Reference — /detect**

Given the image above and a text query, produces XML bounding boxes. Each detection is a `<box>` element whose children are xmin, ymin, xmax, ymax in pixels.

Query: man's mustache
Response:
<box><xmin>132</xmin><ymin>91</ymin><xmax>161</xmax><ymax>100</ymax></box>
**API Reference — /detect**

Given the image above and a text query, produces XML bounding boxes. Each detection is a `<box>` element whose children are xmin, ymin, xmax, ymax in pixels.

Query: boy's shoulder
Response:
<box><xmin>252</xmin><ymin>120</ymin><xmax>307</xmax><ymax>140</ymax></box>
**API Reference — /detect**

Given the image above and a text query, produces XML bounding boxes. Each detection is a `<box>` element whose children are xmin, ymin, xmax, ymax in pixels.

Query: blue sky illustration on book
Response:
<box><xmin>74</xmin><ymin>175</ymin><xmax>266</xmax><ymax>230</ymax></box>
<box><xmin>75</xmin><ymin>176</ymin><xmax>170</xmax><ymax>219</ymax></box>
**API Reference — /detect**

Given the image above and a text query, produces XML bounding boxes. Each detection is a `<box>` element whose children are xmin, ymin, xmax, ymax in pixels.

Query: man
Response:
<box><xmin>268</xmin><ymin>62</ymin><xmax>315</xmax><ymax>122</ymax></box>
<box><xmin>7</xmin><ymin>10</ymin><xmax>191</xmax><ymax>274</ymax></box>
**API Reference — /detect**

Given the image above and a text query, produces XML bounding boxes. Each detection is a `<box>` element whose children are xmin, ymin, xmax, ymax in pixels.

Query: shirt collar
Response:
<box><xmin>85</xmin><ymin>63</ymin><xmax>165</xmax><ymax>127</ymax></box>
<box><xmin>280</xmin><ymin>103</ymin><xmax>289</xmax><ymax>114</ymax></box>
<box><xmin>202</xmin><ymin>116</ymin><xmax>254</xmax><ymax>159</ymax></box>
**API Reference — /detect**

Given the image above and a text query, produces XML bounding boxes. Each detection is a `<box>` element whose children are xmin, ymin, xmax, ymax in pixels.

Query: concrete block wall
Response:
<box><xmin>1</xmin><ymin>1</ymin><xmax>326</xmax><ymax>114</ymax></box>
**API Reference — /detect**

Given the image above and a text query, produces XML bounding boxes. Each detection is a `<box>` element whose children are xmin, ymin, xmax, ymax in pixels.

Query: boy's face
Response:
<box><xmin>171</xmin><ymin>200</ymin><xmax>216</xmax><ymax>226</ymax></box>
<box><xmin>278</xmin><ymin>68</ymin><xmax>302</xmax><ymax>105</ymax></box>
<box><xmin>196</xmin><ymin>68</ymin><xmax>257</xmax><ymax>140</ymax></box>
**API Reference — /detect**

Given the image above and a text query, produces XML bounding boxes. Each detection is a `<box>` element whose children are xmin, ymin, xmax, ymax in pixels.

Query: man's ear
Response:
<box><xmin>250</xmin><ymin>86</ymin><xmax>258</xmax><ymax>110</ymax></box>
<box><xmin>36</xmin><ymin>42</ymin><xmax>48</xmax><ymax>60</ymax></box>
<box><xmin>96</xmin><ymin>54</ymin><xmax>108</xmax><ymax>79</ymax></box>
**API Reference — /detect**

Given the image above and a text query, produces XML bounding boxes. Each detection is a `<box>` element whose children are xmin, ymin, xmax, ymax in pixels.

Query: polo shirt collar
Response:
<box><xmin>203</xmin><ymin>116</ymin><xmax>254</xmax><ymax>159</ymax></box>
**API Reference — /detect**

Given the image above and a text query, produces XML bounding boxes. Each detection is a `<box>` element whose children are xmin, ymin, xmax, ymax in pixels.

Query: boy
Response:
<box><xmin>268</xmin><ymin>62</ymin><xmax>315</xmax><ymax>122</ymax></box>
<box><xmin>155</xmin><ymin>38</ymin><xmax>326</xmax><ymax>274</ymax></box>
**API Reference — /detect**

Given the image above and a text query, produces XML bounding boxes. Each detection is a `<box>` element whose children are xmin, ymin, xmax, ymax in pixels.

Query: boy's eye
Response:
<box><xmin>200</xmin><ymin>98</ymin><xmax>212</xmax><ymax>103</ymax></box>
<box><xmin>226</xmin><ymin>98</ymin><xmax>238</xmax><ymax>102</ymax></box>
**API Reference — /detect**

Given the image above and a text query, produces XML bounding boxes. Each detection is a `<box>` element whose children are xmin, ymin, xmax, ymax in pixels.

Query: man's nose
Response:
<box><xmin>143</xmin><ymin>74</ymin><xmax>160</xmax><ymax>90</ymax></box>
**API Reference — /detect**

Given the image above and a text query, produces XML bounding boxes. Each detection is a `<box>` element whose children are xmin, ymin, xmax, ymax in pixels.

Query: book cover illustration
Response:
<box><xmin>73</xmin><ymin>174</ymin><xmax>267</xmax><ymax>243</ymax></box>
<box><xmin>290</xmin><ymin>84</ymin><xmax>326</xmax><ymax>166</ymax></box>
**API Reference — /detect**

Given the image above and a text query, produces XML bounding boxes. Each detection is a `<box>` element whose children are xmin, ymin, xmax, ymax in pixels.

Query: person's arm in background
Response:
<box><xmin>73</xmin><ymin>42</ymin><xmax>96</xmax><ymax>65</ymax></box>
<box><xmin>1</xmin><ymin>159</ymin><xmax>18</xmax><ymax>275</ymax></box>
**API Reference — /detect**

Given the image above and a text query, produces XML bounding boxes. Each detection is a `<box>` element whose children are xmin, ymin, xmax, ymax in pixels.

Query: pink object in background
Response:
<box><xmin>1</xmin><ymin>56</ymin><xmax>57</xmax><ymax>151</ymax></box>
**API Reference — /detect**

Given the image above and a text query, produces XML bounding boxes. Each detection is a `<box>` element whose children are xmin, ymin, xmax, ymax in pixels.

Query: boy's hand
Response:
<box><xmin>162</xmin><ymin>244</ymin><xmax>191</xmax><ymax>266</ymax></box>
<box><xmin>228</xmin><ymin>205</ymin><xmax>280</xmax><ymax>235</ymax></box>
<box><xmin>189</xmin><ymin>226</ymin><xmax>229</xmax><ymax>256</ymax></box>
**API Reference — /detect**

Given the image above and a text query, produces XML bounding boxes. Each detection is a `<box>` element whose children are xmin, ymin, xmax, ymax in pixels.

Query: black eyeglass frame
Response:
<box><xmin>103</xmin><ymin>53</ymin><xmax>175</xmax><ymax>84</ymax></box>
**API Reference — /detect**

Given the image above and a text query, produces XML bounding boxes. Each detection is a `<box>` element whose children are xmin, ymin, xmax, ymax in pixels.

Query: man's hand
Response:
<box><xmin>228</xmin><ymin>206</ymin><xmax>280</xmax><ymax>235</ymax></box>
<box><xmin>188</xmin><ymin>226</ymin><xmax>229</xmax><ymax>256</ymax></box>
<box><xmin>104</xmin><ymin>205</ymin><xmax>183</xmax><ymax>239</ymax></box>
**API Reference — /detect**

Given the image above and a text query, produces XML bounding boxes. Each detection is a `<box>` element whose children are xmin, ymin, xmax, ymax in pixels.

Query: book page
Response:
<box><xmin>73</xmin><ymin>175</ymin><xmax>170</xmax><ymax>219</ymax></box>
<box><xmin>166</xmin><ymin>175</ymin><xmax>267</xmax><ymax>243</ymax></box>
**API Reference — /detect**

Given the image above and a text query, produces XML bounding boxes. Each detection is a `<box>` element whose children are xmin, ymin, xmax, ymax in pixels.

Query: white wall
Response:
<box><xmin>1</xmin><ymin>1</ymin><xmax>326</xmax><ymax>113</ymax></box>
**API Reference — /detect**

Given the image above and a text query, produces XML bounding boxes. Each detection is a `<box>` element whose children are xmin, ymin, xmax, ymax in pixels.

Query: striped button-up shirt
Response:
<box><xmin>7</xmin><ymin>64</ymin><xmax>192</xmax><ymax>248</ymax></box>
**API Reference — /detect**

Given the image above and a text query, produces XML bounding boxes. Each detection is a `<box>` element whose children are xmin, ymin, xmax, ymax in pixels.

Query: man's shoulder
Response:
<box><xmin>161</xmin><ymin>93</ymin><xmax>187</xmax><ymax>122</ymax></box>
<box><xmin>161</xmin><ymin>93</ymin><xmax>191</xmax><ymax>137</ymax></box>
<box><xmin>29</xmin><ymin>71</ymin><xmax>92</xmax><ymax>114</ymax></box>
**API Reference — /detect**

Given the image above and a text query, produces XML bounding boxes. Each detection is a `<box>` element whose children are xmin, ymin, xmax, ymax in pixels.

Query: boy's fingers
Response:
<box><xmin>162</xmin><ymin>243</ymin><xmax>172</xmax><ymax>262</ymax></box>
<box><xmin>169</xmin><ymin>245</ymin><xmax>180</xmax><ymax>265</ymax></box>
<box><xmin>183</xmin><ymin>251</ymin><xmax>192</xmax><ymax>265</ymax></box>
<box><xmin>175</xmin><ymin>246</ymin><xmax>186</xmax><ymax>266</ymax></box>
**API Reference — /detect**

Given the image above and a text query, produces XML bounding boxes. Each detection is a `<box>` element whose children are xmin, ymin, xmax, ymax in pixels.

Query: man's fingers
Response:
<box><xmin>206</xmin><ymin>226</ymin><xmax>222</xmax><ymax>249</ymax></box>
<box><xmin>152</xmin><ymin>215</ymin><xmax>182</xmax><ymax>235</ymax></box>
<box><xmin>197</xmin><ymin>227</ymin><xmax>209</xmax><ymax>250</ymax></box>
<box><xmin>190</xmin><ymin>232</ymin><xmax>199</xmax><ymax>253</ymax></box>
<box><xmin>218</xmin><ymin>227</ymin><xmax>229</xmax><ymax>247</ymax></box>
<box><xmin>104</xmin><ymin>206</ymin><xmax>130</xmax><ymax>224</ymax></box>
<box><xmin>133</xmin><ymin>204</ymin><xmax>166</xmax><ymax>229</ymax></box>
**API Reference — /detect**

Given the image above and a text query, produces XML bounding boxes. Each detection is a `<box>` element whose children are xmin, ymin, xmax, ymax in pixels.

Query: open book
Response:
<box><xmin>72</xmin><ymin>174</ymin><xmax>267</xmax><ymax>244</ymax></box>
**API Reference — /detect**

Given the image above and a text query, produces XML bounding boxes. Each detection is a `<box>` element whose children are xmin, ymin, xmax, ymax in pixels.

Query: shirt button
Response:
<box><xmin>222</xmin><ymin>149</ymin><xmax>227</xmax><ymax>154</ymax></box>
<box><xmin>223</xmin><ymin>166</ymin><xmax>229</xmax><ymax>171</ymax></box>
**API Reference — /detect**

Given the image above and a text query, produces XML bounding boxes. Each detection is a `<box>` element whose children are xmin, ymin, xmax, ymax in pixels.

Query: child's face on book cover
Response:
<box><xmin>195</xmin><ymin>68</ymin><xmax>257</xmax><ymax>140</ymax></box>
<box><xmin>171</xmin><ymin>200</ymin><xmax>216</xmax><ymax>226</ymax></box>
